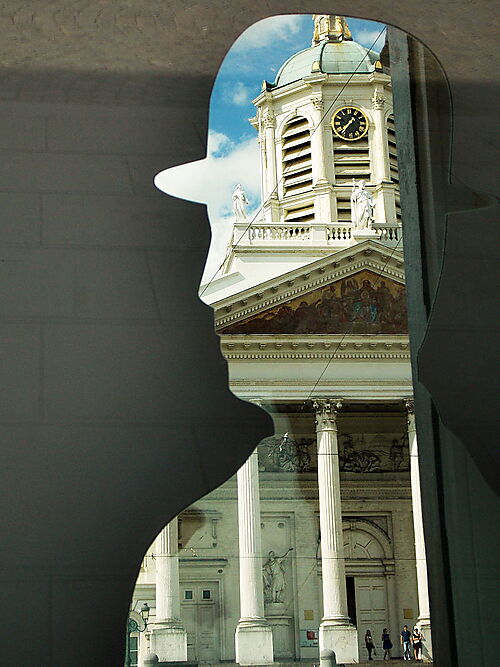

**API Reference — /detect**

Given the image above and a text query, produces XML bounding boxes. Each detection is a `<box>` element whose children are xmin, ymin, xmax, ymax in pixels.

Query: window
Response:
<box><xmin>129</xmin><ymin>636</ymin><xmax>138</xmax><ymax>667</ymax></box>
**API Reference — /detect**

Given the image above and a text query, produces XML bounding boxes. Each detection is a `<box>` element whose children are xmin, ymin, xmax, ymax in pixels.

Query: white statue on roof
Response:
<box><xmin>232</xmin><ymin>183</ymin><xmax>249</xmax><ymax>222</ymax></box>
<box><xmin>351</xmin><ymin>179</ymin><xmax>375</xmax><ymax>229</ymax></box>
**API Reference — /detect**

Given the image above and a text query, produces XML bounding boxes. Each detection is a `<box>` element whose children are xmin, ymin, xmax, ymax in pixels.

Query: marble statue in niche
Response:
<box><xmin>263</xmin><ymin>548</ymin><xmax>293</xmax><ymax>604</ymax></box>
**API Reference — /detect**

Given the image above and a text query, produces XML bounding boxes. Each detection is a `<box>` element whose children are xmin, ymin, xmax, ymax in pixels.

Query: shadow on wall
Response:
<box><xmin>0</xmin><ymin>3</ymin><xmax>497</xmax><ymax>667</ymax></box>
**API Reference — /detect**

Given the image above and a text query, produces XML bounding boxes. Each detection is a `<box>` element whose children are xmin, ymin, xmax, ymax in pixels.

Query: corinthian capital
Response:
<box><xmin>313</xmin><ymin>399</ymin><xmax>343</xmax><ymax>428</ymax></box>
<box><xmin>404</xmin><ymin>398</ymin><xmax>415</xmax><ymax>415</ymax></box>
<box><xmin>404</xmin><ymin>397</ymin><xmax>416</xmax><ymax>429</ymax></box>
<box><xmin>372</xmin><ymin>87</ymin><xmax>386</xmax><ymax>110</ymax></box>
<box><xmin>311</xmin><ymin>96</ymin><xmax>324</xmax><ymax>112</ymax></box>
<box><xmin>262</xmin><ymin>110</ymin><xmax>276</xmax><ymax>129</ymax></box>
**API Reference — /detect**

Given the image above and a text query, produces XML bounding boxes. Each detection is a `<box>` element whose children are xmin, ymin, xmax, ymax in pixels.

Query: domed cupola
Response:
<box><xmin>271</xmin><ymin>15</ymin><xmax>380</xmax><ymax>88</ymax></box>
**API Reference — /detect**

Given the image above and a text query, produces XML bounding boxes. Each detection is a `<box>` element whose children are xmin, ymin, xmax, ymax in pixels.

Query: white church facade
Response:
<box><xmin>131</xmin><ymin>15</ymin><xmax>432</xmax><ymax>665</ymax></box>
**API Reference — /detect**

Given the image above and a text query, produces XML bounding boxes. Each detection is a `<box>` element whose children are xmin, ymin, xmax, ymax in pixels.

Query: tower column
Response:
<box><xmin>314</xmin><ymin>399</ymin><xmax>358</xmax><ymax>664</ymax></box>
<box><xmin>311</xmin><ymin>97</ymin><xmax>328</xmax><ymax>184</ymax></box>
<box><xmin>371</xmin><ymin>87</ymin><xmax>391</xmax><ymax>185</ymax></box>
<box><xmin>264</xmin><ymin>110</ymin><xmax>278</xmax><ymax>199</ymax></box>
<box><xmin>149</xmin><ymin>517</ymin><xmax>188</xmax><ymax>662</ymax></box>
<box><xmin>371</xmin><ymin>88</ymin><xmax>392</xmax><ymax>227</ymax></box>
<box><xmin>235</xmin><ymin>449</ymin><xmax>274</xmax><ymax>665</ymax></box>
<box><xmin>406</xmin><ymin>399</ymin><xmax>433</xmax><ymax>661</ymax></box>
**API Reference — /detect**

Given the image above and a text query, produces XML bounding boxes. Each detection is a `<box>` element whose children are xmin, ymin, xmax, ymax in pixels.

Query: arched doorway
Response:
<box><xmin>343</xmin><ymin>519</ymin><xmax>397</xmax><ymax>660</ymax></box>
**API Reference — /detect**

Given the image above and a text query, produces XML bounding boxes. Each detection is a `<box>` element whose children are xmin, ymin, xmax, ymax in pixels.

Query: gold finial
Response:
<box><xmin>312</xmin><ymin>14</ymin><xmax>352</xmax><ymax>45</ymax></box>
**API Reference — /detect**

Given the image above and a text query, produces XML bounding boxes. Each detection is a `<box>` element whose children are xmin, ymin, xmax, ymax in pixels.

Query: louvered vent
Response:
<box><xmin>335</xmin><ymin>196</ymin><xmax>352</xmax><ymax>223</ymax></box>
<box><xmin>395</xmin><ymin>195</ymin><xmax>402</xmax><ymax>224</ymax></box>
<box><xmin>333</xmin><ymin>136</ymin><xmax>371</xmax><ymax>185</ymax></box>
<box><xmin>282</xmin><ymin>117</ymin><xmax>313</xmax><ymax>197</ymax></box>
<box><xmin>284</xmin><ymin>203</ymin><xmax>315</xmax><ymax>223</ymax></box>
<box><xmin>387</xmin><ymin>114</ymin><xmax>399</xmax><ymax>184</ymax></box>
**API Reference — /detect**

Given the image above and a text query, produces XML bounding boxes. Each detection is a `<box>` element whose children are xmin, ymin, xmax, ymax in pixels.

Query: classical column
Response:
<box><xmin>235</xmin><ymin>449</ymin><xmax>274</xmax><ymax>665</ymax></box>
<box><xmin>371</xmin><ymin>87</ymin><xmax>391</xmax><ymax>184</ymax></box>
<box><xmin>263</xmin><ymin>110</ymin><xmax>278</xmax><ymax>198</ymax></box>
<box><xmin>314</xmin><ymin>400</ymin><xmax>358</xmax><ymax>664</ymax></box>
<box><xmin>386</xmin><ymin>569</ymin><xmax>402</xmax><ymax>658</ymax></box>
<box><xmin>406</xmin><ymin>399</ymin><xmax>433</xmax><ymax>661</ymax></box>
<box><xmin>311</xmin><ymin>96</ymin><xmax>328</xmax><ymax>184</ymax></box>
<box><xmin>149</xmin><ymin>517</ymin><xmax>187</xmax><ymax>662</ymax></box>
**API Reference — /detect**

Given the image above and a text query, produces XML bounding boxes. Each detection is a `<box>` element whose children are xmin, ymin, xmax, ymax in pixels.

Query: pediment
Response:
<box><xmin>216</xmin><ymin>243</ymin><xmax>407</xmax><ymax>335</ymax></box>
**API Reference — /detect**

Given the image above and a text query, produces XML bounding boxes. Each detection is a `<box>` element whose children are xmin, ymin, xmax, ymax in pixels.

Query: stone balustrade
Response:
<box><xmin>233</xmin><ymin>222</ymin><xmax>402</xmax><ymax>248</ymax></box>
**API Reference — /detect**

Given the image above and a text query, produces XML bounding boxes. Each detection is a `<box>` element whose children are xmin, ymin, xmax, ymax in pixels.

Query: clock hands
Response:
<box><xmin>343</xmin><ymin>116</ymin><xmax>356</xmax><ymax>131</ymax></box>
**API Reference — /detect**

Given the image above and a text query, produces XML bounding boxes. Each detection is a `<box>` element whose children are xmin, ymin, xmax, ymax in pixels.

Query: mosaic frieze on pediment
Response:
<box><xmin>219</xmin><ymin>270</ymin><xmax>408</xmax><ymax>335</ymax></box>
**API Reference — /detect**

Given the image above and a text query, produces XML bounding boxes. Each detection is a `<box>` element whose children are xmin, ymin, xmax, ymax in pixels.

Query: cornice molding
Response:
<box><xmin>220</xmin><ymin>335</ymin><xmax>410</xmax><ymax>361</ymax></box>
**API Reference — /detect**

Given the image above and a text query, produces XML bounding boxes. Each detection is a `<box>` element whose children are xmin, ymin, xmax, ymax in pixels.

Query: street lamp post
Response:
<box><xmin>125</xmin><ymin>602</ymin><xmax>150</xmax><ymax>667</ymax></box>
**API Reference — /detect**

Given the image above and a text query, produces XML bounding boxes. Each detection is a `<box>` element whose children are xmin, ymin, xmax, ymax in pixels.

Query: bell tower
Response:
<box><xmin>221</xmin><ymin>15</ymin><xmax>401</xmax><ymax>294</ymax></box>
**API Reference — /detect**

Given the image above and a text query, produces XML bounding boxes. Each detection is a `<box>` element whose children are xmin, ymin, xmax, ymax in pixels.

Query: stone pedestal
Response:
<box><xmin>149</xmin><ymin>625</ymin><xmax>188</xmax><ymax>663</ymax></box>
<box><xmin>314</xmin><ymin>400</ymin><xmax>359</xmax><ymax>664</ymax></box>
<box><xmin>319</xmin><ymin>624</ymin><xmax>359</xmax><ymax>664</ymax></box>
<box><xmin>266</xmin><ymin>602</ymin><xmax>293</xmax><ymax>660</ymax></box>
<box><xmin>235</xmin><ymin>449</ymin><xmax>274</xmax><ymax>665</ymax></box>
<box><xmin>352</xmin><ymin>228</ymin><xmax>379</xmax><ymax>241</ymax></box>
<box><xmin>150</xmin><ymin>518</ymin><xmax>187</xmax><ymax>662</ymax></box>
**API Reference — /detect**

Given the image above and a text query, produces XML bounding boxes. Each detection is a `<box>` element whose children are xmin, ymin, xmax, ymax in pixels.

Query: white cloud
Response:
<box><xmin>353</xmin><ymin>27</ymin><xmax>386</xmax><ymax>52</ymax></box>
<box><xmin>154</xmin><ymin>131</ymin><xmax>261</xmax><ymax>282</ymax></box>
<box><xmin>227</xmin><ymin>81</ymin><xmax>251</xmax><ymax>107</ymax></box>
<box><xmin>232</xmin><ymin>15</ymin><xmax>304</xmax><ymax>52</ymax></box>
<box><xmin>207</xmin><ymin>130</ymin><xmax>231</xmax><ymax>155</ymax></box>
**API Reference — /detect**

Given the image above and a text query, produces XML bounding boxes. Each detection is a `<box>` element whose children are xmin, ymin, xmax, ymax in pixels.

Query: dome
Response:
<box><xmin>273</xmin><ymin>39</ymin><xmax>379</xmax><ymax>88</ymax></box>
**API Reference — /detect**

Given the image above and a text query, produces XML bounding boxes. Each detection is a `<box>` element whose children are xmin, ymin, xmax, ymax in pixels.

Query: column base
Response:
<box><xmin>319</xmin><ymin>620</ymin><xmax>359</xmax><ymax>664</ymax></box>
<box><xmin>235</xmin><ymin>619</ymin><xmax>274</xmax><ymax>665</ymax></box>
<box><xmin>149</xmin><ymin>622</ymin><xmax>187</xmax><ymax>663</ymax></box>
<box><xmin>417</xmin><ymin>619</ymin><xmax>433</xmax><ymax>662</ymax></box>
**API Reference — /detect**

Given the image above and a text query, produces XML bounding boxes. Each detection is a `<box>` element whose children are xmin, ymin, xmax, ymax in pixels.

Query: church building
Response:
<box><xmin>131</xmin><ymin>15</ymin><xmax>433</xmax><ymax>665</ymax></box>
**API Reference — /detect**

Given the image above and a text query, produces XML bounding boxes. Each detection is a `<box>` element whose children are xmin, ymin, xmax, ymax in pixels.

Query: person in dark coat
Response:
<box><xmin>365</xmin><ymin>629</ymin><xmax>375</xmax><ymax>660</ymax></box>
<box><xmin>381</xmin><ymin>627</ymin><xmax>393</xmax><ymax>660</ymax></box>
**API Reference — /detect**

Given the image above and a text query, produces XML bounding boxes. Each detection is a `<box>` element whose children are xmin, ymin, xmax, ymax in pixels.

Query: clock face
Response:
<box><xmin>331</xmin><ymin>106</ymin><xmax>368</xmax><ymax>141</ymax></box>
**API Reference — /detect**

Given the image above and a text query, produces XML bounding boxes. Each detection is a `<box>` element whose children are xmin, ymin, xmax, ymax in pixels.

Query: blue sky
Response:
<box><xmin>155</xmin><ymin>14</ymin><xmax>386</xmax><ymax>283</ymax></box>
<box><xmin>209</xmin><ymin>15</ymin><xmax>386</xmax><ymax>151</ymax></box>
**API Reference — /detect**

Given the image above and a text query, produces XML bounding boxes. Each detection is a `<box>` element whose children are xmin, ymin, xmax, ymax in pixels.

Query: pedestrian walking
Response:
<box><xmin>365</xmin><ymin>629</ymin><xmax>375</xmax><ymax>661</ymax></box>
<box><xmin>413</xmin><ymin>626</ymin><xmax>424</xmax><ymax>661</ymax></box>
<box><xmin>401</xmin><ymin>624</ymin><xmax>412</xmax><ymax>660</ymax></box>
<box><xmin>381</xmin><ymin>627</ymin><xmax>393</xmax><ymax>660</ymax></box>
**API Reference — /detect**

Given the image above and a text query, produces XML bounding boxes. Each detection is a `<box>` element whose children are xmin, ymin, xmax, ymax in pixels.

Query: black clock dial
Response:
<box><xmin>331</xmin><ymin>107</ymin><xmax>368</xmax><ymax>141</ymax></box>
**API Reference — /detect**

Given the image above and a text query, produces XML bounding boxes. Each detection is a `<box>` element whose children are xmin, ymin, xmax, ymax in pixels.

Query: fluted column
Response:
<box><xmin>149</xmin><ymin>517</ymin><xmax>187</xmax><ymax>662</ymax></box>
<box><xmin>314</xmin><ymin>399</ymin><xmax>358</xmax><ymax>663</ymax></box>
<box><xmin>264</xmin><ymin>111</ymin><xmax>278</xmax><ymax>199</ymax></box>
<box><xmin>406</xmin><ymin>399</ymin><xmax>433</xmax><ymax>661</ymax></box>
<box><xmin>311</xmin><ymin>97</ymin><xmax>328</xmax><ymax>184</ymax></box>
<box><xmin>235</xmin><ymin>449</ymin><xmax>274</xmax><ymax>665</ymax></box>
<box><xmin>371</xmin><ymin>88</ymin><xmax>393</xmax><ymax>227</ymax></box>
<box><xmin>371</xmin><ymin>87</ymin><xmax>390</xmax><ymax>184</ymax></box>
